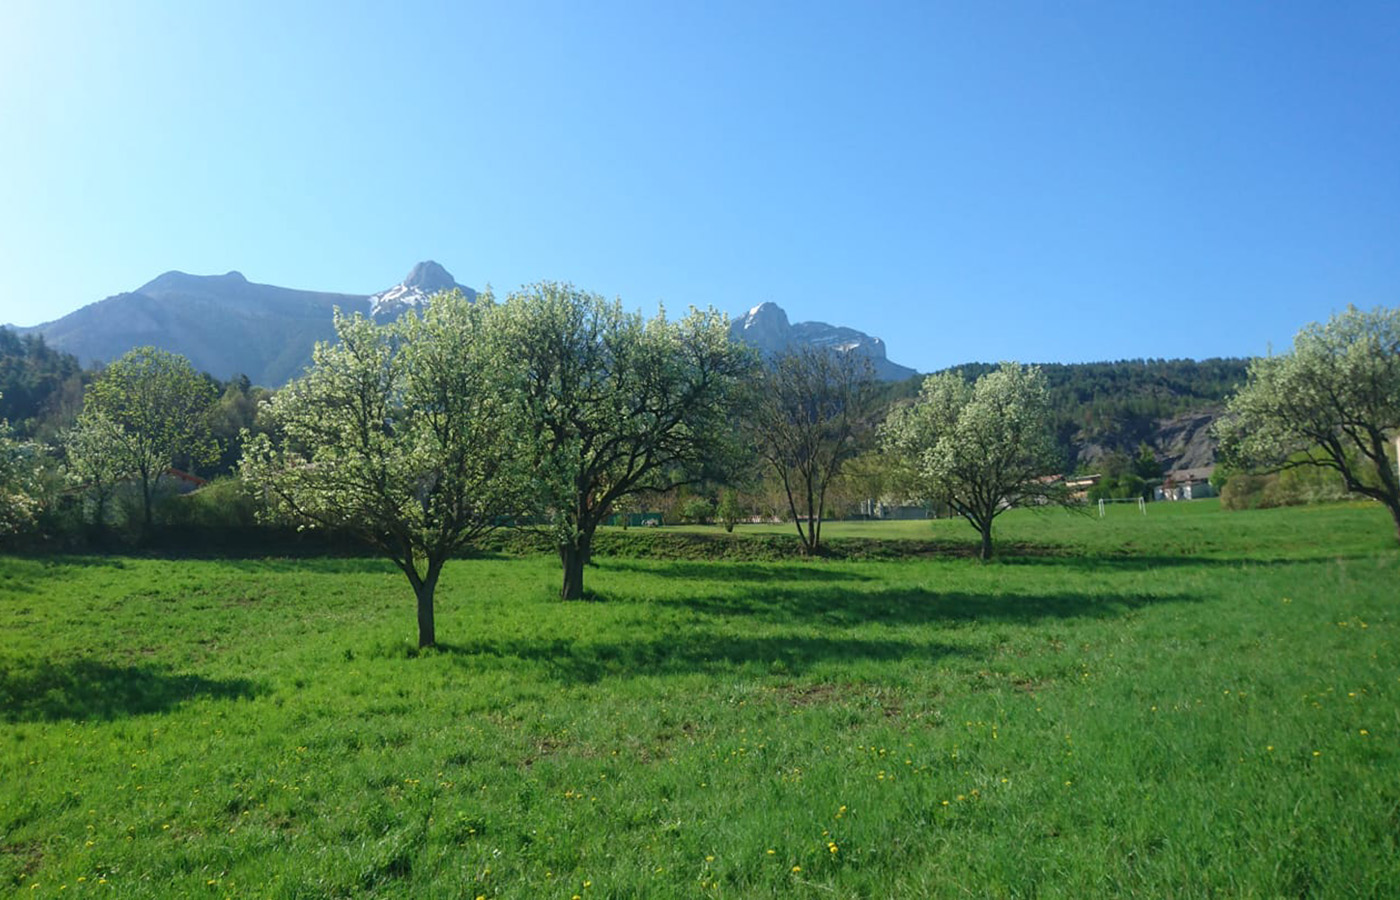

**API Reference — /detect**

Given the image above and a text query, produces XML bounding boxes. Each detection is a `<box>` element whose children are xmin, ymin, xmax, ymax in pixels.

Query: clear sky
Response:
<box><xmin>1</xmin><ymin>1</ymin><xmax>1396</xmax><ymax>373</ymax></box>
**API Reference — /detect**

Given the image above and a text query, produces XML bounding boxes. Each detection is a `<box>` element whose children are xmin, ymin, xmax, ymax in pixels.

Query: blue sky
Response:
<box><xmin>1</xmin><ymin>1</ymin><xmax>1396</xmax><ymax>373</ymax></box>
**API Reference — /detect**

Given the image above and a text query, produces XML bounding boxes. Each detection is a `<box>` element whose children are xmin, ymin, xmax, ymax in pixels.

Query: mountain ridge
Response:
<box><xmin>18</xmin><ymin>264</ymin><xmax>917</xmax><ymax>386</ymax></box>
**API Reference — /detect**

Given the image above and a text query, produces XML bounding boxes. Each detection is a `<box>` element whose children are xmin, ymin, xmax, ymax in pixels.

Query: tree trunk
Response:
<box><xmin>560</xmin><ymin>542</ymin><xmax>585</xmax><ymax>600</ymax></box>
<box><xmin>414</xmin><ymin>570</ymin><xmax>439</xmax><ymax>648</ymax></box>
<box><xmin>141</xmin><ymin>472</ymin><xmax>155</xmax><ymax>533</ymax></box>
<box><xmin>978</xmin><ymin>520</ymin><xmax>994</xmax><ymax>562</ymax></box>
<box><xmin>1387</xmin><ymin>496</ymin><xmax>1400</xmax><ymax>546</ymax></box>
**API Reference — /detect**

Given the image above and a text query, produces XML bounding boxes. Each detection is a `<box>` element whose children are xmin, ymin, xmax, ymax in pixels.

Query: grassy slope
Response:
<box><xmin>1</xmin><ymin>501</ymin><xmax>1396</xmax><ymax>898</ymax></box>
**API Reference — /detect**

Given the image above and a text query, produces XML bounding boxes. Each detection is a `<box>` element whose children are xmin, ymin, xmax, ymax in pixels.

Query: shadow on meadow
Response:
<box><xmin>599</xmin><ymin>559</ymin><xmax>878</xmax><ymax>583</ymax></box>
<box><xmin>436</xmin><ymin>633</ymin><xmax>967</xmax><ymax>684</ymax></box>
<box><xmin>641</xmin><ymin>583</ymin><xmax>1202</xmax><ymax>627</ymax></box>
<box><xmin>0</xmin><ymin>658</ymin><xmax>262</xmax><ymax>723</ymax></box>
<box><xmin>997</xmin><ymin>552</ymin><xmax>1354</xmax><ymax>571</ymax></box>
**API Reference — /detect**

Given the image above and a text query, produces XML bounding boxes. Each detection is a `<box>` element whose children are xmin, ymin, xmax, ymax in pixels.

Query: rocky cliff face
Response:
<box><xmin>1075</xmin><ymin>408</ymin><xmax>1223</xmax><ymax>473</ymax></box>
<box><xmin>729</xmin><ymin>302</ymin><xmax>918</xmax><ymax>381</ymax></box>
<box><xmin>1151</xmin><ymin>410</ymin><xmax>1221</xmax><ymax>471</ymax></box>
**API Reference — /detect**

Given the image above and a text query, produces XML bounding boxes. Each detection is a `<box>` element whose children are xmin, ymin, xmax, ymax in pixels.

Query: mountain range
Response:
<box><xmin>14</xmin><ymin>263</ymin><xmax>916</xmax><ymax>386</ymax></box>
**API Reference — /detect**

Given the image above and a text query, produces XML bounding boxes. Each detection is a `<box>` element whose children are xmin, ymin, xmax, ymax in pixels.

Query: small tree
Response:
<box><xmin>63</xmin><ymin>411</ymin><xmax>130</xmax><ymax>536</ymax></box>
<box><xmin>497</xmin><ymin>283</ymin><xmax>754</xmax><ymax>599</ymax></box>
<box><xmin>80</xmin><ymin>347</ymin><xmax>218</xmax><ymax>531</ymax></box>
<box><xmin>1215</xmin><ymin>304</ymin><xmax>1400</xmax><ymax>541</ymax></box>
<box><xmin>0</xmin><ymin>398</ymin><xmax>44</xmax><ymax>537</ymax></box>
<box><xmin>717</xmin><ymin>487</ymin><xmax>743</xmax><ymax>532</ymax></box>
<box><xmin>751</xmin><ymin>347</ymin><xmax>879</xmax><ymax>555</ymax></box>
<box><xmin>241</xmin><ymin>292</ymin><xmax>523</xmax><ymax>647</ymax></box>
<box><xmin>884</xmin><ymin>363</ymin><xmax>1066</xmax><ymax>560</ymax></box>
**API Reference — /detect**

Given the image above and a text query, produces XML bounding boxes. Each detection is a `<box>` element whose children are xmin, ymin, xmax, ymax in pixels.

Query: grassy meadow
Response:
<box><xmin>2</xmin><ymin>501</ymin><xmax>1397</xmax><ymax>897</ymax></box>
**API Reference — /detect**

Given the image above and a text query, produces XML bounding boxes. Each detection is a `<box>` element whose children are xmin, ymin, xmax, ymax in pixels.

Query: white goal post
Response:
<box><xmin>1098</xmin><ymin>497</ymin><xmax>1146</xmax><ymax>518</ymax></box>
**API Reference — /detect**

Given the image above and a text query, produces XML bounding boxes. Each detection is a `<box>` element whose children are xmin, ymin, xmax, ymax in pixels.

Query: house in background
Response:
<box><xmin>1064</xmin><ymin>473</ymin><xmax>1101</xmax><ymax>501</ymax></box>
<box><xmin>1156</xmin><ymin>466</ymin><xmax>1215</xmax><ymax>501</ymax></box>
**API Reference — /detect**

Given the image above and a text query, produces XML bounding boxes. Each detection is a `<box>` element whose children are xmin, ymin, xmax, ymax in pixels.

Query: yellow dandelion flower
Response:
<box><xmin>791</xmin><ymin>865</ymin><xmax>802</xmax><ymax>873</ymax></box>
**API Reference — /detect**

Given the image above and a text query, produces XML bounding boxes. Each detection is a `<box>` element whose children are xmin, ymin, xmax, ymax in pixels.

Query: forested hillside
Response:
<box><xmin>884</xmin><ymin>358</ymin><xmax>1251</xmax><ymax>470</ymax></box>
<box><xmin>0</xmin><ymin>330</ymin><xmax>86</xmax><ymax>440</ymax></box>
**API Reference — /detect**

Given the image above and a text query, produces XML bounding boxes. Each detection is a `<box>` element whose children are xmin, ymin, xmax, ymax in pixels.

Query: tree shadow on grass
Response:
<box><xmin>0</xmin><ymin>659</ymin><xmax>262</xmax><ymax>723</ymax></box>
<box><xmin>598</xmin><ymin>559</ymin><xmax>876</xmax><ymax>584</ymax></box>
<box><xmin>997</xmin><ymin>552</ymin><xmax>1349</xmax><ymax>571</ymax></box>
<box><xmin>436</xmin><ymin>633</ymin><xmax>967</xmax><ymax>685</ymax></box>
<box><xmin>646</xmin><ymin>584</ymin><xmax>1202</xmax><ymax>628</ymax></box>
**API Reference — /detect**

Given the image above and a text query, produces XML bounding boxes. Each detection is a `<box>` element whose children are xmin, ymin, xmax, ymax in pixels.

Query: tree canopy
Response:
<box><xmin>497</xmin><ymin>283</ymin><xmax>754</xmax><ymax>599</ymax></box>
<box><xmin>0</xmin><ymin>397</ymin><xmax>45</xmax><ymax>537</ymax></box>
<box><xmin>884</xmin><ymin>363</ymin><xmax>1066</xmax><ymax>560</ymax></box>
<box><xmin>1215</xmin><ymin>304</ymin><xmax>1400</xmax><ymax>542</ymax></box>
<box><xmin>241</xmin><ymin>291</ymin><xmax>525</xmax><ymax>646</ymax></box>
<box><xmin>77</xmin><ymin>347</ymin><xmax>218</xmax><ymax>530</ymax></box>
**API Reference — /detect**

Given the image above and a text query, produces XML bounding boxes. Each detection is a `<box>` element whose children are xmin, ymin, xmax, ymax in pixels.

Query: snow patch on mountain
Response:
<box><xmin>368</xmin><ymin>261</ymin><xmax>477</xmax><ymax>320</ymax></box>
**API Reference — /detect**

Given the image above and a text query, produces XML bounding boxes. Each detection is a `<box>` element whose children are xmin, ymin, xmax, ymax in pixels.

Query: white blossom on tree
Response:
<box><xmin>496</xmin><ymin>283</ymin><xmax>754</xmax><ymax>599</ymax></box>
<box><xmin>884</xmin><ymin>363</ymin><xmax>1066</xmax><ymax>560</ymax></box>
<box><xmin>0</xmin><ymin>400</ymin><xmax>44</xmax><ymax>537</ymax></box>
<box><xmin>240</xmin><ymin>291</ymin><xmax>524</xmax><ymax>647</ymax></box>
<box><xmin>1215</xmin><ymin>304</ymin><xmax>1400</xmax><ymax>542</ymax></box>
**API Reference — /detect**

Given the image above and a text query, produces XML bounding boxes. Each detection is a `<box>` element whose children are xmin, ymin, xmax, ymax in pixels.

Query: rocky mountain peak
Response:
<box><xmin>369</xmin><ymin>261</ymin><xmax>477</xmax><ymax>321</ymax></box>
<box><xmin>730</xmin><ymin>302</ymin><xmax>791</xmax><ymax>350</ymax></box>
<box><xmin>728</xmin><ymin>301</ymin><xmax>917</xmax><ymax>381</ymax></box>
<box><xmin>402</xmin><ymin>261</ymin><xmax>457</xmax><ymax>293</ymax></box>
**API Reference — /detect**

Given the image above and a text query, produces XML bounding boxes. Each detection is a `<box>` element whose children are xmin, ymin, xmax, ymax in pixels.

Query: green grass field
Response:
<box><xmin>2</xmin><ymin>501</ymin><xmax>1396</xmax><ymax>897</ymax></box>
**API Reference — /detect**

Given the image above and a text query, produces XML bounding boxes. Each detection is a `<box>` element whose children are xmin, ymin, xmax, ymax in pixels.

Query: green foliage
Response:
<box><xmin>751</xmin><ymin>347</ymin><xmax>880</xmax><ymax>555</ymax></box>
<box><xmin>1220</xmin><ymin>463</ymin><xmax>1353</xmax><ymax>511</ymax></box>
<box><xmin>209</xmin><ymin>374</ymin><xmax>270</xmax><ymax>475</ymax></box>
<box><xmin>78</xmin><ymin>347</ymin><xmax>218</xmax><ymax>529</ymax></box>
<box><xmin>1217</xmin><ymin>304</ymin><xmax>1400</xmax><ymax>539</ymax></box>
<box><xmin>884</xmin><ymin>363</ymin><xmax>1068</xmax><ymax>559</ymax></box>
<box><xmin>678</xmin><ymin>496</ymin><xmax>715</xmax><ymax>525</ymax></box>
<box><xmin>0</xmin><ymin>328</ymin><xmax>85</xmax><ymax>440</ymax></box>
<box><xmin>241</xmin><ymin>291</ymin><xmax>524</xmax><ymax>646</ymax></box>
<box><xmin>939</xmin><ymin>357</ymin><xmax>1249</xmax><ymax>468</ymax></box>
<box><xmin>1</xmin><ymin>502</ymin><xmax>1397</xmax><ymax>897</ymax></box>
<box><xmin>717</xmin><ymin>487</ymin><xmax>743</xmax><ymax>533</ymax></box>
<box><xmin>0</xmin><ymin>404</ymin><xmax>45</xmax><ymax>537</ymax></box>
<box><xmin>496</xmin><ymin>283</ymin><xmax>755</xmax><ymax>598</ymax></box>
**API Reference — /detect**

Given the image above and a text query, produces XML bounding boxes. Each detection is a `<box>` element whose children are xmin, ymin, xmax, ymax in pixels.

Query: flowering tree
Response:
<box><xmin>0</xmin><ymin>400</ymin><xmax>44</xmax><ymax>537</ymax></box>
<box><xmin>884</xmin><ymin>363</ymin><xmax>1066</xmax><ymax>560</ymax></box>
<box><xmin>80</xmin><ymin>347</ymin><xmax>218</xmax><ymax>530</ymax></box>
<box><xmin>497</xmin><ymin>283</ymin><xmax>754</xmax><ymax>599</ymax></box>
<box><xmin>241</xmin><ymin>291</ymin><xmax>525</xmax><ymax>647</ymax></box>
<box><xmin>1215</xmin><ymin>305</ymin><xmax>1400</xmax><ymax>542</ymax></box>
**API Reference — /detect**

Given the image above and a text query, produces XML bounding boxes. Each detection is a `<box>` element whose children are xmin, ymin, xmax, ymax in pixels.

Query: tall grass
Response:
<box><xmin>1</xmin><ymin>500</ymin><xmax>1395</xmax><ymax>897</ymax></box>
